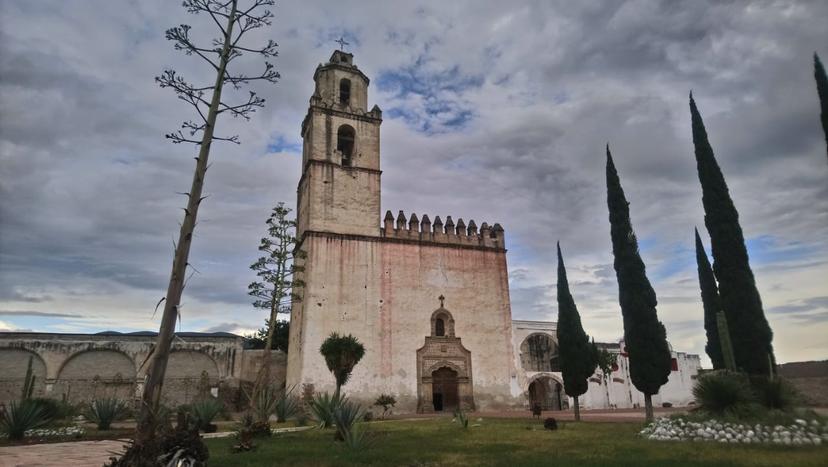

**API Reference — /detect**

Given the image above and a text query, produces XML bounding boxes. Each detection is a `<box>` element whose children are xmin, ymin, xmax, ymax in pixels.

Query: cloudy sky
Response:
<box><xmin>1</xmin><ymin>1</ymin><xmax>826</xmax><ymax>367</ymax></box>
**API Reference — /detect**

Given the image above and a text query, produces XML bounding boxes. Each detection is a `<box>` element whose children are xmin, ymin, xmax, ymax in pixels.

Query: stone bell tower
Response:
<box><xmin>296</xmin><ymin>50</ymin><xmax>383</xmax><ymax>238</ymax></box>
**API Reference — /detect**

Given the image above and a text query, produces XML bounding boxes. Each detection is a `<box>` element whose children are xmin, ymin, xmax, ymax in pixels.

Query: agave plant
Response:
<box><xmin>341</xmin><ymin>419</ymin><xmax>373</xmax><ymax>449</ymax></box>
<box><xmin>275</xmin><ymin>394</ymin><xmax>299</xmax><ymax>423</ymax></box>
<box><xmin>189</xmin><ymin>398</ymin><xmax>224</xmax><ymax>432</ymax></box>
<box><xmin>0</xmin><ymin>400</ymin><xmax>50</xmax><ymax>440</ymax></box>
<box><xmin>253</xmin><ymin>385</ymin><xmax>280</xmax><ymax>423</ymax></box>
<box><xmin>333</xmin><ymin>399</ymin><xmax>364</xmax><ymax>442</ymax></box>
<box><xmin>692</xmin><ymin>370</ymin><xmax>755</xmax><ymax>416</ymax></box>
<box><xmin>86</xmin><ymin>397</ymin><xmax>129</xmax><ymax>430</ymax></box>
<box><xmin>453</xmin><ymin>407</ymin><xmax>469</xmax><ymax>429</ymax></box>
<box><xmin>309</xmin><ymin>392</ymin><xmax>341</xmax><ymax>429</ymax></box>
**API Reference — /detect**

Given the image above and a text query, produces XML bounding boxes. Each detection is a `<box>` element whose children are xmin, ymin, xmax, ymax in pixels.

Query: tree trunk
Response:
<box><xmin>135</xmin><ymin>0</ymin><xmax>238</xmax><ymax>445</ymax></box>
<box><xmin>252</xmin><ymin>244</ymin><xmax>285</xmax><ymax>403</ymax></box>
<box><xmin>644</xmin><ymin>393</ymin><xmax>654</xmax><ymax>422</ymax></box>
<box><xmin>573</xmin><ymin>395</ymin><xmax>580</xmax><ymax>421</ymax></box>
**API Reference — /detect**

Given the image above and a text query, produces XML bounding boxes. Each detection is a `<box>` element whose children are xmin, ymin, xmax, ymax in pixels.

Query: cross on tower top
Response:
<box><xmin>438</xmin><ymin>295</ymin><xmax>445</xmax><ymax>308</ymax></box>
<box><xmin>335</xmin><ymin>37</ymin><xmax>349</xmax><ymax>51</ymax></box>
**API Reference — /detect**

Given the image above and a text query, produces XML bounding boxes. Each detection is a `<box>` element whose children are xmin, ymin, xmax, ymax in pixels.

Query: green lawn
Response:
<box><xmin>204</xmin><ymin>417</ymin><xmax>828</xmax><ymax>466</ymax></box>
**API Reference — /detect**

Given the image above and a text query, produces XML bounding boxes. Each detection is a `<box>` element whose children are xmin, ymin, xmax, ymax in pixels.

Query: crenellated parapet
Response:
<box><xmin>381</xmin><ymin>210</ymin><xmax>505</xmax><ymax>249</ymax></box>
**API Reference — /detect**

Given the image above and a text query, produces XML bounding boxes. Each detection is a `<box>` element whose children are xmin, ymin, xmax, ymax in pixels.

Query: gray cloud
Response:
<box><xmin>0</xmin><ymin>310</ymin><xmax>79</xmax><ymax>318</ymax></box>
<box><xmin>1</xmin><ymin>0</ymin><xmax>827</xmax><ymax>365</ymax></box>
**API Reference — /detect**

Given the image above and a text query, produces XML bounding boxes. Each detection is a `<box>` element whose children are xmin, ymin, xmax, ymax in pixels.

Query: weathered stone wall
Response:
<box><xmin>0</xmin><ymin>348</ymin><xmax>47</xmax><ymax>402</ymax></box>
<box><xmin>287</xmin><ymin>231</ymin><xmax>517</xmax><ymax>412</ymax></box>
<box><xmin>297</xmin><ymin>161</ymin><xmax>381</xmax><ymax>238</ymax></box>
<box><xmin>54</xmin><ymin>349</ymin><xmax>137</xmax><ymax>404</ymax></box>
<box><xmin>0</xmin><ymin>332</ymin><xmax>251</xmax><ymax>406</ymax></box>
<box><xmin>510</xmin><ymin>321</ymin><xmax>702</xmax><ymax>410</ymax></box>
<box><xmin>239</xmin><ymin>349</ymin><xmax>287</xmax><ymax>388</ymax></box>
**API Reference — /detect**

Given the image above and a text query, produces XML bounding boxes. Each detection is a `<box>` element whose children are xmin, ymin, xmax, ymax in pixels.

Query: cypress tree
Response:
<box><xmin>689</xmin><ymin>94</ymin><xmax>775</xmax><ymax>375</ymax></box>
<box><xmin>815</xmin><ymin>53</ymin><xmax>828</xmax><ymax>159</ymax></box>
<box><xmin>555</xmin><ymin>242</ymin><xmax>597</xmax><ymax>422</ymax></box>
<box><xmin>606</xmin><ymin>146</ymin><xmax>671</xmax><ymax>422</ymax></box>
<box><xmin>695</xmin><ymin>227</ymin><xmax>724</xmax><ymax>370</ymax></box>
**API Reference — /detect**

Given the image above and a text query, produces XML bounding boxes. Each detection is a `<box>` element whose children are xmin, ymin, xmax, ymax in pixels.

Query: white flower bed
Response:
<box><xmin>23</xmin><ymin>426</ymin><xmax>86</xmax><ymax>438</ymax></box>
<box><xmin>641</xmin><ymin>417</ymin><xmax>828</xmax><ymax>446</ymax></box>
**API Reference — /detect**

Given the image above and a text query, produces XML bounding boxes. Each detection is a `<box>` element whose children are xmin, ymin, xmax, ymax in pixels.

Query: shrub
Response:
<box><xmin>341</xmin><ymin>421</ymin><xmax>373</xmax><ymax>450</ymax></box>
<box><xmin>373</xmin><ymin>393</ymin><xmax>396</xmax><ymax>419</ymax></box>
<box><xmin>453</xmin><ymin>408</ymin><xmax>469</xmax><ymax>429</ymax></box>
<box><xmin>30</xmin><ymin>398</ymin><xmax>77</xmax><ymax>421</ymax></box>
<box><xmin>236</xmin><ymin>410</ymin><xmax>271</xmax><ymax>440</ymax></box>
<box><xmin>309</xmin><ymin>392</ymin><xmax>341</xmax><ymax>429</ymax></box>
<box><xmin>333</xmin><ymin>399</ymin><xmax>364</xmax><ymax>442</ymax></box>
<box><xmin>0</xmin><ymin>400</ymin><xmax>50</xmax><ymax>440</ymax></box>
<box><xmin>543</xmin><ymin>417</ymin><xmax>558</xmax><ymax>431</ymax></box>
<box><xmin>274</xmin><ymin>390</ymin><xmax>299</xmax><ymax>423</ymax></box>
<box><xmin>752</xmin><ymin>376</ymin><xmax>798</xmax><ymax>411</ymax></box>
<box><xmin>189</xmin><ymin>398</ymin><xmax>223</xmax><ymax>433</ymax></box>
<box><xmin>86</xmin><ymin>397</ymin><xmax>129</xmax><ymax>431</ymax></box>
<box><xmin>295</xmin><ymin>409</ymin><xmax>309</xmax><ymax>427</ymax></box>
<box><xmin>106</xmin><ymin>413</ymin><xmax>208</xmax><ymax>467</ymax></box>
<box><xmin>253</xmin><ymin>385</ymin><xmax>279</xmax><ymax>424</ymax></box>
<box><xmin>692</xmin><ymin>370</ymin><xmax>755</xmax><ymax>416</ymax></box>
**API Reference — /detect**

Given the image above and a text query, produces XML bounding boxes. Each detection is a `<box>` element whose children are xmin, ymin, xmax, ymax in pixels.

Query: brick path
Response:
<box><xmin>0</xmin><ymin>439</ymin><xmax>126</xmax><ymax>467</ymax></box>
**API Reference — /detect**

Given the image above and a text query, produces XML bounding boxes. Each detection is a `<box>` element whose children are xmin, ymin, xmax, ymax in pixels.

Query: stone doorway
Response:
<box><xmin>528</xmin><ymin>376</ymin><xmax>562</xmax><ymax>411</ymax></box>
<box><xmin>416</xmin><ymin>304</ymin><xmax>474</xmax><ymax>413</ymax></box>
<box><xmin>431</xmin><ymin>367</ymin><xmax>459</xmax><ymax>412</ymax></box>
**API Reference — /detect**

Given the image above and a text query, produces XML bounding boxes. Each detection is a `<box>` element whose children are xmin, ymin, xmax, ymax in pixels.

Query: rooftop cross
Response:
<box><xmin>335</xmin><ymin>37</ymin><xmax>349</xmax><ymax>51</ymax></box>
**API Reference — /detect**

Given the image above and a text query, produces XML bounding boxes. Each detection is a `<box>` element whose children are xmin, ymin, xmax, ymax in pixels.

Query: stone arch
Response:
<box><xmin>520</xmin><ymin>333</ymin><xmax>560</xmax><ymax>372</ymax></box>
<box><xmin>163</xmin><ymin>350</ymin><xmax>220</xmax><ymax>405</ymax></box>
<box><xmin>430</xmin><ymin>308</ymin><xmax>455</xmax><ymax>337</ymax></box>
<box><xmin>526</xmin><ymin>374</ymin><xmax>564</xmax><ymax>411</ymax></box>
<box><xmin>336</xmin><ymin>124</ymin><xmax>355</xmax><ymax>166</ymax></box>
<box><xmin>55</xmin><ymin>349</ymin><xmax>136</xmax><ymax>403</ymax></box>
<box><xmin>0</xmin><ymin>348</ymin><xmax>47</xmax><ymax>403</ymax></box>
<box><xmin>339</xmin><ymin>78</ymin><xmax>351</xmax><ymax>105</ymax></box>
<box><xmin>425</xmin><ymin>359</ymin><xmax>466</xmax><ymax>378</ymax></box>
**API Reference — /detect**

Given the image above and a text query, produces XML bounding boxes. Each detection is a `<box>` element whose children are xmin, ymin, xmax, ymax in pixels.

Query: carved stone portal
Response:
<box><xmin>416</xmin><ymin>307</ymin><xmax>474</xmax><ymax>413</ymax></box>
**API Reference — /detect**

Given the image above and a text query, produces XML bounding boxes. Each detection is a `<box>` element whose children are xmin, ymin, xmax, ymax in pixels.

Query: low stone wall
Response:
<box><xmin>0</xmin><ymin>332</ymin><xmax>282</xmax><ymax>407</ymax></box>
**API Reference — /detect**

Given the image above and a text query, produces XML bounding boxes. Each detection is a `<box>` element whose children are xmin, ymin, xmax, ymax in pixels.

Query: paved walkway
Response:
<box><xmin>0</xmin><ymin>439</ymin><xmax>126</xmax><ymax>467</ymax></box>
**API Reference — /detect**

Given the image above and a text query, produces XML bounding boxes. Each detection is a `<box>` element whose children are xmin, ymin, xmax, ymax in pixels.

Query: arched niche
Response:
<box><xmin>336</xmin><ymin>124</ymin><xmax>355</xmax><ymax>166</ymax></box>
<box><xmin>163</xmin><ymin>350</ymin><xmax>221</xmax><ymax>406</ymax></box>
<box><xmin>520</xmin><ymin>333</ymin><xmax>560</xmax><ymax>372</ymax></box>
<box><xmin>526</xmin><ymin>374</ymin><xmax>564</xmax><ymax>411</ymax></box>
<box><xmin>55</xmin><ymin>349</ymin><xmax>136</xmax><ymax>403</ymax></box>
<box><xmin>430</xmin><ymin>308</ymin><xmax>455</xmax><ymax>337</ymax></box>
<box><xmin>0</xmin><ymin>348</ymin><xmax>47</xmax><ymax>402</ymax></box>
<box><xmin>339</xmin><ymin>78</ymin><xmax>351</xmax><ymax>105</ymax></box>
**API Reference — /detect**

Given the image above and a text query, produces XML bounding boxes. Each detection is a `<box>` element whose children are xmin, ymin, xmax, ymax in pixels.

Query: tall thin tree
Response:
<box><xmin>137</xmin><ymin>0</ymin><xmax>279</xmax><ymax>445</ymax></box>
<box><xmin>556</xmin><ymin>242</ymin><xmax>598</xmax><ymax>422</ymax></box>
<box><xmin>815</xmin><ymin>53</ymin><xmax>828</xmax><ymax>159</ymax></box>
<box><xmin>695</xmin><ymin>228</ymin><xmax>724</xmax><ymax>370</ymax></box>
<box><xmin>248</xmin><ymin>202</ymin><xmax>302</xmax><ymax>400</ymax></box>
<box><xmin>689</xmin><ymin>94</ymin><xmax>775</xmax><ymax>376</ymax></box>
<box><xmin>606</xmin><ymin>146</ymin><xmax>671</xmax><ymax>422</ymax></box>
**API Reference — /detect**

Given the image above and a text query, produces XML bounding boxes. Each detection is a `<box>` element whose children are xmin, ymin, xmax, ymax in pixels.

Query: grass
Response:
<box><xmin>204</xmin><ymin>417</ymin><xmax>828</xmax><ymax>466</ymax></box>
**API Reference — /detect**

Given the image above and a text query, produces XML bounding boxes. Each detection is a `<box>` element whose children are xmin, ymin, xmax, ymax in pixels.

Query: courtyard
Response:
<box><xmin>2</xmin><ymin>412</ymin><xmax>827</xmax><ymax>466</ymax></box>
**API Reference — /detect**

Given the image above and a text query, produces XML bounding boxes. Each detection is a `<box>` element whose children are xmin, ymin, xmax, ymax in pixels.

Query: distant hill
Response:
<box><xmin>777</xmin><ymin>360</ymin><xmax>828</xmax><ymax>378</ymax></box>
<box><xmin>777</xmin><ymin>360</ymin><xmax>828</xmax><ymax>407</ymax></box>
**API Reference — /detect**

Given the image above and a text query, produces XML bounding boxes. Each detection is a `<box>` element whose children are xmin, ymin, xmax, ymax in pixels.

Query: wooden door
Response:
<box><xmin>432</xmin><ymin>367</ymin><xmax>459</xmax><ymax>411</ymax></box>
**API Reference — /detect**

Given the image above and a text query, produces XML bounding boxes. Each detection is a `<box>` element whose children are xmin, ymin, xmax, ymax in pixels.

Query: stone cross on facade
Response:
<box><xmin>335</xmin><ymin>37</ymin><xmax>349</xmax><ymax>51</ymax></box>
<box><xmin>438</xmin><ymin>295</ymin><xmax>445</xmax><ymax>308</ymax></box>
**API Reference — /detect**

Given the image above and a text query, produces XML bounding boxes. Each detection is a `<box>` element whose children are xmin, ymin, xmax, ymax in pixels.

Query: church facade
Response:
<box><xmin>286</xmin><ymin>50</ymin><xmax>701</xmax><ymax>414</ymax></box>
<box><xmin>286</xmin><ymin>50</ymin><xmax>517</xmax><ymax>412</ymax></box>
